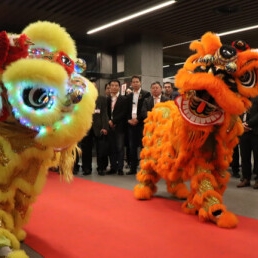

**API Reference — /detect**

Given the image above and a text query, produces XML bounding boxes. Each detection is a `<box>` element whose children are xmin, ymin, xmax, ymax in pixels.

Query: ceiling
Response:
<box><xmin>1</xmin><ymin>0</ymin><xmax>258</xmax><ymax>69</ymax></box>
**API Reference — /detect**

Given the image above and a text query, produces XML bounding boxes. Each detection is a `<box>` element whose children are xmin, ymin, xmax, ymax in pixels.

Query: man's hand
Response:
<box><xmin>100</xmin><ymin>129</ymin><xmax>108</xmax><ymax>135</ymax></box>
<box><xmin>109</xmin><ymin>120</ymin><xmax>115</xmax><ymax>128</ymax></box>
<box><xmin>128</xmin><ymin>118</ymin><xmax>138</xmax><ymax>126</ymax></box>
<box><xmin>243</xmin><ymin>122</ymin><xmax>252</xmax><ymax>132</ymax></box>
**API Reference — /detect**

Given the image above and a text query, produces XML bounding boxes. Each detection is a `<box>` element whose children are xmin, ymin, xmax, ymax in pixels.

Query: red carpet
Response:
<box><xmin>24</xmin><ymin>172</ymin><xmax>258</xmax><ymax>258</ymax></box>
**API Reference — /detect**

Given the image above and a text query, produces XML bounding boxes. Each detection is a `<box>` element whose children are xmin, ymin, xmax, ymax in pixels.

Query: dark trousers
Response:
<box><xmin>240</xmin><ymin>132</ymin><xmax>258</xmax><ymax>180</ymax></box>
<box><xmin>80</xmin><ymin>129</ymin><xmax>109</xmax><ymax>172</ymax></box>
<box><xmin>74</xmin><ymin>148</ymin><xmax>80</xmax><ymax>171</ymax></box>
<box><xmin>128</xmin><ymin>124</ymin><xmax>143</xmax><ymax>171</ymax></box>
<box><xmin>96</xmin><ymin>134</ymin><xmax>109</xmax><ymax>170</ymax></box>
<box><xmin>80</xmin><ymin>129</ymin><xmax>94</xmax><ymax>172</ymax></box>
<box><xmin>108</xmin><ymin>128</ymin><xmax>124</xmax><ymax>171</ymax></box>
<box><xmin>230</xmin><ymin>144</ymin><xmax>240</xmax><ymax>174</ymax></box>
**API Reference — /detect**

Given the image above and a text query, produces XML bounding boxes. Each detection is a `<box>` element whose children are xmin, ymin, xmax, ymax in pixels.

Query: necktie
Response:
<box><xmin>111</xmin><ymin>96</ymin><xmax>117</xmax><ymax>112</ymax></box>
<box><xmin>132</xmin><ymin>92</ymin><xmax>139</xmax><ymax>118</ymax></box>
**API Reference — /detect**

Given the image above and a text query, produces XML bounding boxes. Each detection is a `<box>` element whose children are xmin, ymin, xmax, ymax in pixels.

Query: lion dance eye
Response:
<box><xmin>56</xmin><ymin>52</ymin><xmax>75</xmax><ymax>75</ymax></box>
<box><xmin>61</xmin><ymin>55</ymin><xmax>72</xmax><ymax>66</ymax></box>
<box><xmin>219</xmin><ymin>45</ymin><xmax>237</xmax><ymax>61</ymax></box>
<box><xmin>23</xmin><ymin>87</ymin><xmax>54</xmax><ymax>109</ymax></box>
<box><xmin>239</xmin><ymin>70</ymin><xmax>256</xmax><ymax>88</ymax></box>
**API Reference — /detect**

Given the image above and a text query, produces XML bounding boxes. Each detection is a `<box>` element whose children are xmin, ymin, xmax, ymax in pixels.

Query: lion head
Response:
<box><xmin>1</xmin><ymin>21</ymin><xmax>97</xmax><ymax>150</ymax></box>
<box><xmin>175</xmin><ymin>32</ymin><xmax>258</xmax><ymax>126</ymax></box>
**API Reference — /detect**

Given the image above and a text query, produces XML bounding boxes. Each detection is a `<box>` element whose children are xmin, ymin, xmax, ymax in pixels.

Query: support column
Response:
<box><xmin>124</xmin><ymin>34</ymin><xmax>163</xmax><ymax>90</ymax></box>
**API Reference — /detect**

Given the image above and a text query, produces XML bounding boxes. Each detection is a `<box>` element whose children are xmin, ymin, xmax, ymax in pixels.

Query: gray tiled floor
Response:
<box><xmin>79</xmin><ymin>164</ymin><xmax>258</xmax><ymax>219</ymax></box>
<box><xmin>22</xmin><ymin>161</ymin><xmax>258</xmax><ymax>257</ymax></box>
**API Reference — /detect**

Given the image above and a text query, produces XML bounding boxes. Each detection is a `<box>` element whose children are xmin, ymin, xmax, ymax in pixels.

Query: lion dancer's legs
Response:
<box><xmin>182</xmin><ymin>169</ymin><xmax>238</xmax><ymax>228</ymax></box>
<box><xmin>166</xmin><ymin>159</ymin><xmax>191</xmax><ymax>200</ymax></box>
<box><xmin>166</xmin><ymin>176</ymin><xmax>190</xmax><ymax>200</ymax></box>
<box><xmin>133</xmin><ymin>157</ymin><xmax>161</xmax><ymax>200</ymax></box>
<box><xmin>0</xmin><ymin>202</ymin><xmax>29</xmax><ymax>258</ymax></box>
<box><xmin>0</xmin><ymin>159</ymin><xmax>46</xmax><ymax>258</ymax></box>
<box><xmin>0</xmin><ymin>188</ymin><xmax>37</xmax><ymax>258</ymax></box>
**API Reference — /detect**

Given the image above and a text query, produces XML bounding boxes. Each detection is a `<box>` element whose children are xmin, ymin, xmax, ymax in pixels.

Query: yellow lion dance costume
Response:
<box><xmin>134</xmin><ymin>32</ymin><xmax>258</xmax><ymax>228</ymax></box>
<box><xmin>0</xmin><ymin>21</ymin><xmax>97</xmax><ymax>257</ymax></box>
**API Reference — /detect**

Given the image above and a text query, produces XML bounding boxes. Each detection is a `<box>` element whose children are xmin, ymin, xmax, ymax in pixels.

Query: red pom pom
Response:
<box><xmin>5</xmin><ymin>33</ymin><xmax>30</xmax><ymax>66</ymax></box>
<box><xmin>0</xmin><ymin>31</ymin><xmax>10</xmax><ymax>68</ymax></box>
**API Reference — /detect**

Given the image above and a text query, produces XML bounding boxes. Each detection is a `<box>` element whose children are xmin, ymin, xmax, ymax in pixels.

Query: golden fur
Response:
<box><xmin>0</xmin><ymin>21</ymin><xmax>97</xmax><ymax>257</ymax></box>
<box><xmin>22</xmin><ymin>21</ymin><xmax>77</xmax><ymax>59</ymax></box>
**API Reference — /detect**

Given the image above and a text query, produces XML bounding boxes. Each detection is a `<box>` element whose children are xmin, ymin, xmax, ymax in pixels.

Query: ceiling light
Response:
<box><xmin>163</xmin><ymin>65</ymin><xmax>170</xmax><ymax>68</ymax></box>
<box><xmin>163</xmin><ymin>40</ymin><xmax>193</xmax><ymax>49</ymax></box>
<box><xmin>163</xmin><ymin>24</ymin><xmax>258</xmax><ymax>49</ymax></box>
<box><xmin>87</xmin><ymin>1</ymin><xmax>176</xmax><ymax>35</ymax></box>
<box><xmin>217</xmin><ymin>24</ymin><xmax>258</xmax><ymax>37</ymax></box>
<box><xmin>174</xmin><ymin>62</ymin><xmax>185</xmax><ymax>66</ymax></box>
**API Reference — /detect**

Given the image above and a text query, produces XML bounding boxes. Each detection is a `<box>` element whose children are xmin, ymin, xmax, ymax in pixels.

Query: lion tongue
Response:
<box><xmin>197</xmin><ymin>101</ymin><xmax>207</xmax><ymax>113</ymax></box>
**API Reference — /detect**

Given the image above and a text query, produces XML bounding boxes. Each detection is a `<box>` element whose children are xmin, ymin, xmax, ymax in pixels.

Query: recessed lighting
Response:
<box><xmin>87</xmin><ymin>1</ymin><xmax>176</xmax><ymax>34</ymax></box>
<box><xmin>214</xmin><ymin>5</ymin><xmax>240</xmax><ymax>15</ymax></box>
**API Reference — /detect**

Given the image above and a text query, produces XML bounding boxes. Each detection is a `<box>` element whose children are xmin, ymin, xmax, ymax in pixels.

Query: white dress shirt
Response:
<box><xmin>132</xmin><ymin>89</ymin><xmax>141</xmax><ymax>119</ymax></box>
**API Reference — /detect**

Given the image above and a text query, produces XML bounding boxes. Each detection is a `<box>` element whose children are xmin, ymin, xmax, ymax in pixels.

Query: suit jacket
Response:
<box><xmin>127</xmin><ymin>89</ymin><xmax>150</xmax><ymax>124</ymax></box>
<box><xmin>107</xmin><ymin>94</ymin><xmax>128</xmax><ymax>132</ymax></box>
<box><xmin>92</xmin><ymin>95</ymin><xmax>109</xmax><ymax>137</ymax></box>
<box><xmin>141</xmin><ymin>95</ymin><xmax>170</xmax><ymax>121</ymax></box>
<box><xmin>244</xmin><ymin>96</ymin><xmax>258</xmax><ymax>135</ymax></box>
<box><xmin>165</xmin><ymin>90</ymin><xmax>180</xmax><ymax>100</ymax></box>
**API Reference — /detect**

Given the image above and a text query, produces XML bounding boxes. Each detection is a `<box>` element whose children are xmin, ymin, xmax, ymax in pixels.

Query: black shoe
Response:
<box><xmin>106</xmin><ymin>169</ymin><xmax>116</xmax><ymax>175</ymax></box>
<box><xmin>126</xmin><ymin>170</ymin><xmax>137</xmax><ymax>175</ymax></box>
<box><xmin>117</xmin><ymin>169</ymin><xmax>124</xmax><ymax>175</ymax></box>
<box><xmin>237</xmin><ymin>179</ymin><xmax>250</xmax><ymax>188</ymax></box>
<box><xmin>83</xmin><ymin>170</ymin><xmax>92</xmax><ymax>176</ymax></box>
<box><xmin>253</xmin><ymin>181</ymin><xmax>258</xmax><ymax>189</ymax></box>
<box><xmin>73</xmin><ymin>166</ymin><xmax>80</xmax><ymax>175</ymax></box>
<box><xmin>98</xmin><ymin>170</ymin><xmax>105</xmax><ymax>176</ymax></box>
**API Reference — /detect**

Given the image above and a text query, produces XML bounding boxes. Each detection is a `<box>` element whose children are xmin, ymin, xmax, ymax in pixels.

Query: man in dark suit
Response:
<box><xmin>237</xmin><ymin>96</ymin><xmax>258</xmax><ymax>189</ymax></box>
<box><xmin>163</xmin><ymin>81</ymin><xmax>180</xmax><ymax>100</ymax></box>
<box><xmin>107</xmin><ymin>79</ymin><xmax>128</xmax><ymax>175</ymax></box>
<box><xmin>126</xmin><ymin>75</ymin><xmax>150</xmax><ymax>175</ymax></box>
<box><xmin>141</xmin><ymin>81</ymin><xmax>170</xmax><ymax>121</ymax></box>
<box><xmin>78</xmin><ymin>82</ymin><xmax>109</xmax><ymax>176</ymax></box>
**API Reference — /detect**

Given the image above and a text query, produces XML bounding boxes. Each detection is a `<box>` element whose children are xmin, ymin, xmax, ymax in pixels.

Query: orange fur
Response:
<box><xmin>134</xmin><ymin>32</ymin><xmax>258</xmax><ymax>228</ymax></box>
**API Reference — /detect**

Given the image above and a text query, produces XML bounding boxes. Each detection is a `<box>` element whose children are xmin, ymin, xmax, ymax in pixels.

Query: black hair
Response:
<box><xmin>109</xmin><ymin>79</ymin><xmax>121</xmax><ymax>86</ymax></box>
<box><xmin>131</xmin><ymin>75</ymin><xmax>141</xmax><ymax>82</ymax></box>
<box><xmin>151</xmin><ymin>81</ymin><xmax>162</xmax><ymax>88</ymax></box>
<box><xmin>104</xmin><ymin>82</ymin><xmax>110</xmax><ymax>90</ymax></box>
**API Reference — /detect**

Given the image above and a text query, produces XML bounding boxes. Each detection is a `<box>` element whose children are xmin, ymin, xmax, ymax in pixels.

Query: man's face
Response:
<box><xmin>110</xmin><ymin>81</ymin><xmax>120</xmax><ymax>95</ymax></box>
<box><xmin>105</xmin><ymin>85</ymin><xmax>110</xmax><ymax>96</ymax></box>
<box><xmin>151</xmin><ymin>83</ymin><xmax>162</xmax><ymax>97</ymax></box>
<box><xmin>164</xmin><ymin>83</ymin><xmax>173</xmax><ymax>95</ymax></box>
<box><xmin>131</xmin><ymin>78</ymin><xmax>141</xmax><ymax>91</ymax></box>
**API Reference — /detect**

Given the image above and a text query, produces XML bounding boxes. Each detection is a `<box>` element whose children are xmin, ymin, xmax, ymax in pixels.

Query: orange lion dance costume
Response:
<box><xmin>134</xmin><ymin>32</ymin><xmax>258</xmax><ymax>228</ymax></box>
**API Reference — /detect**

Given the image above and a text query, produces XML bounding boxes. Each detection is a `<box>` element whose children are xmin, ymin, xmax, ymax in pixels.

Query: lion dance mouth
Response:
<box><xmin>175</xmin><ymin>90</ymin><xmax>224</xmax><ymax>126</ymax></box>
